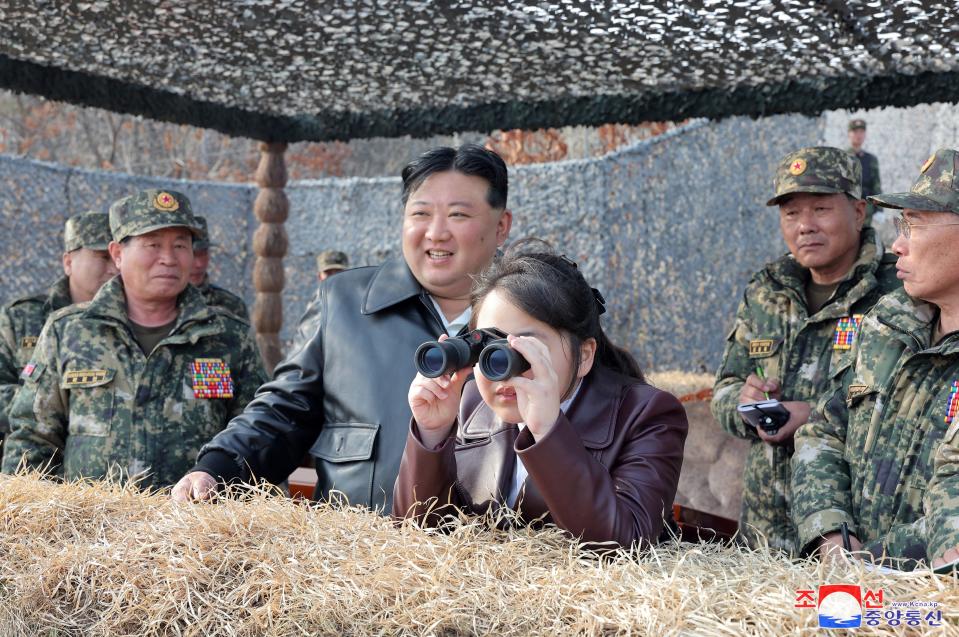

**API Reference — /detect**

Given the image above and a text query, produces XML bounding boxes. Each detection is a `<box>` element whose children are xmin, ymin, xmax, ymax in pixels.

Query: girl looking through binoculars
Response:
<box><xmin>393</xmin><ymin>245</ymin><xmax>688</xmax><ymax>547</ymax></box>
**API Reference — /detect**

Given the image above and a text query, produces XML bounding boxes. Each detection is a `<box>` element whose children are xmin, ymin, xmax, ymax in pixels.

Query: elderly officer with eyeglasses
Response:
<box><xmin>792</xmin><ymin>148</ymin><xmax>959</xmax><ymax>568</ymax></box>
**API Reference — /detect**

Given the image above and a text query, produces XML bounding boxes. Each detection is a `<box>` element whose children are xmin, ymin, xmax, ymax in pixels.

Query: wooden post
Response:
<box><xmin>252</xmin><ymin>141</ymin><xmax>289</xmax><ymax>371</ymax></box>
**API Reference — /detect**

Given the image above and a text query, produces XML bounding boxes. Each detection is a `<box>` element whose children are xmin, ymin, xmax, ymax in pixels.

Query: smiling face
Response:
<box><xmin>473</xmin><ymin>289</ymin><xmax>593</xmax><ymax>424</ymax></box>
<box><xmin>109</xmin><ymin>227</ymin><xmax>193</xmax><ymax>303</ymax></box>
<box><xmin>779</xmin><ymin>192</ymin><xmax>865</xmax><ymax>284</ymax></box>
<box><xmin>891</xmin><ymin>209</ymin><xmax>959</xmax><ymax>305</ymax></box>
<box><xmin>401</xmin><ymin>170</ymin><xmax>511</xmax><ymax>302</ymax></box>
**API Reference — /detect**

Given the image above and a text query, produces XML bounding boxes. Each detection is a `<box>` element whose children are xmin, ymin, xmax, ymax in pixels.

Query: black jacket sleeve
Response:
<box><xmin>192</xmin><ymin>285</ymin><xmax>327</xmax><ymax>484</ymax></box>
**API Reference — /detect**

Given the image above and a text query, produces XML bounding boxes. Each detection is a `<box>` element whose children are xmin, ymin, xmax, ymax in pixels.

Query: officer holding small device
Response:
<box><xmin>711</xmin><ymin>147</ymin><xmax>901</xmax><ymax>554</ymax></box>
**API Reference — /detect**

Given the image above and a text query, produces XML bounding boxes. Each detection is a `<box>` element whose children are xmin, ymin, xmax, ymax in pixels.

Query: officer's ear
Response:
<box><xmin>62</xmin><ymin>251</ymin><xmax>73</xmax><ymax>277</ymax></box>
<box><xmin>851</xmin><ymin>196</ymin><xmax>866</xmax><ymax>231</ymax></box>
<box><xmin>108</xmin><ymin>240</ymin><xmax>123</xmax><ymax>270</ymax></box>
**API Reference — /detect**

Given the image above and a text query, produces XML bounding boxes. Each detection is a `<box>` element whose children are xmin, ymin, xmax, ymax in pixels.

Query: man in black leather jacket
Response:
<box><xmin>172</xmin><ymin>145</ymin><xmax>512</xmax><ymax>513</ymax></box>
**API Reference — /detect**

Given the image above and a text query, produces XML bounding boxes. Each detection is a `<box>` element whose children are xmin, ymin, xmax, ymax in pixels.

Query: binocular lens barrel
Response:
<box><xmin>414</xmin><ymin>338</ymin><xmax>473</xmax><ymax>378</ymax></box>
<box><xmin>414</xmin><ymin>331</ymin><xmax>530</xmax><ymax>381</ymax></box>
<box><xmin>478</xmin><ymin>339</ymin><xmax>531</xmax><ymax>381</ymax></box>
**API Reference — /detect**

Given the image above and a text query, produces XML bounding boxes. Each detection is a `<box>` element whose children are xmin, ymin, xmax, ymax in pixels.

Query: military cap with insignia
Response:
<box><xmin>63</xmin><ymin>210</ymin><xmax>112</xmax><ymax>252</ymax></box>
<box><xmin>869</xmin><ymin>148</ymin><xmax>959</xmax><ymax>215</ymax></box>
<box><xmin>766</xmin><ymin>146</ymin><xmax>862</xmax><ymax>206</ymax></box>
<box><xmin>848</xmin><ymin>119</ymin><xmax>867</xmax><ymax>131</ymax></box>
<box><xmin>317</xmin><ymin>250</ymin><xmax>349</xmax><ymax>272</ymax></box>
<box><xmin>109</xmin><ymin>189</ymin><xmax>202</xmax><ymax>243</ymax></box>
<box><xmin>193</xmin><ymin>216</ymin><xmax>214</xmax><ymax>252</ymax></box>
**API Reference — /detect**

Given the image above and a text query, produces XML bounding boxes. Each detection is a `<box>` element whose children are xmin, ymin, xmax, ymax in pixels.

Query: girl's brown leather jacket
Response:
<box><xmin>393</xmin><ymin>365</ymin><xmax>688</xmax><ymax>547</ymax></box>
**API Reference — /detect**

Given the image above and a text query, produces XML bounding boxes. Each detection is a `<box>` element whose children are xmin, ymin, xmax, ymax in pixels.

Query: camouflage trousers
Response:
<box><xmin>738</xmin><ymin>440</ymin><xmax>798</xmax><ymax>555</ymax></box>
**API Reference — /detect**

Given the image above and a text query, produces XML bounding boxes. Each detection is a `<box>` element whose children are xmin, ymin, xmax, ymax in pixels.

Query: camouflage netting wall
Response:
<box><xmin>4</xmin><ymin>104</ymin><xmax>944</xmax><ymax>372</ymax></box>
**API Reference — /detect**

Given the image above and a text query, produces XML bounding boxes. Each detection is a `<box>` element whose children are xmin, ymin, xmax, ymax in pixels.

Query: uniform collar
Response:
<box><xmin>45</xmin><ymin>275</ymin><xmax>74</xmax><ymax>313</ymax></box>
<box><xmin>766</xmin><ymin>227</ymin><xmax>884</xmax><ymax>301</ymax></box>
<box><xmin>361</xmin><ymin>256</ymin><xmax>425</xmax><ymax>315</ymax></box>
<box><xmin>874</xmin><ymin>288</ymin><xmax>958</xmax><ymax>353</ymax></box>
<box><xmin>82</xmin><ymin>276</ymin><xmax>216</xmax><ymax>334</ymax></box>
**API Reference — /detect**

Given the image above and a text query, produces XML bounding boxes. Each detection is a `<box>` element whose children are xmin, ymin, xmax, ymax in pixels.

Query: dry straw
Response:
<box><xmin>0</xmin><ymin>473</ymin><xmax>956</xmax><ymax>636</ymax></box>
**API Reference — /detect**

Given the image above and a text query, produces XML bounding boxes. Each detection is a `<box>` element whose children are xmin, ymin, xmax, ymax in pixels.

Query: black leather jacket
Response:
<box><xmin>193</xmin><ymin>257</ymin><xmax>451</xmax><ymax>513</ymax></box>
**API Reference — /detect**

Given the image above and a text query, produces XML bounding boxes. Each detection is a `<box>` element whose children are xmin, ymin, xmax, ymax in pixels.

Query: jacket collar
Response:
<box><xmin>45</xmin><ymin>275</ymin><xmax>74</xmax><ymax>313</ymax></box>
<box><xmin>461</xmin><ymin>365</ymin><xmax>620</xmax><ymax>449</ymax></box>
<box><xmin>82</xmin><ymin>277</ymin><xmax>217</xmax><ymax>337</ymax></box>
<box><xmin>765</xmin><ymin>227</ymin><xmax>884</xmax><ymax>310</ymax></box>
<box><xmin>361</xmin><ymin>256</ymin><xmax>425</xmax><ymax>315</ymax></box>
<box><xmin>875</xmin><ymin>288</ymin><xmax>959</xmax><ymax>353</ymax></box>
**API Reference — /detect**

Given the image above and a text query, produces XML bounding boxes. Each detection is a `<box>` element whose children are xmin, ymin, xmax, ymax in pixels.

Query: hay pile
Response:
<box><xmin>0</xmin><ymin>474</ymin><xmax>956</xmax><ymax>636</ymax></box>
<box><xmin>646</xmin><ymin>371</ymin><xmax>715</xmax><ymax>403</ymax></box>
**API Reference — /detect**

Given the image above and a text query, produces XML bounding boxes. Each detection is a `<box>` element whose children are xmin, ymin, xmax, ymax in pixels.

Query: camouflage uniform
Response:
<box><xmin>193</xmin><ymin>216</ymin><xmax>249</xmax><ymax>321</ymax></box>
<box><xmin>793</xmin><ymin>289</ymin><xmax>957</xmax><ymax>563</ymax></box>
<box><xmin>0</xmin><ymin>211</ymin><xmax>111</xmax><ymax>437</ymax></box>
<box><xmin>793</xmin><ymin>149</ymin><xmax>959</xmax><ymax>565</ymax></box>
<box><xmin>197</xmin><ymin>278</ymin><xmax>249</xmax><ymax>321</ymax></box>
<box><xmin>0</xmin><ymin>190</ymin><xmax>267</xmax><ymax>488</ymax></box>
<box><xmin>0</xmin><ymin>277</ymin><xmax>72</xmax><ymax>436</ymax></box>
<box><xmin>847</xmin><ymin>120</ymin><xmax>881</xmax><ymax>225</ymax></box>
<box><xmin>316</xmin><ymin>249</ymin><xmax>349</xmax><ymax>275</ymax></box>
<box><xmin>712</xmin><ymin>147</ymin><xmax>900</xmax><ymax>554</ymax></box>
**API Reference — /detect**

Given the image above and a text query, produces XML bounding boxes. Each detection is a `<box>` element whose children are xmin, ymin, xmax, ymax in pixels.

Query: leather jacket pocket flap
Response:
<box><xmin>311</xmin><ymin>423</ymin><xmax>379</xmax><ymax>463</ymax></box>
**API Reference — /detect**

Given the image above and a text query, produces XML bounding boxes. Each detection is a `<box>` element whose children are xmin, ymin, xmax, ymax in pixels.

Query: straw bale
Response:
<box><xmin>0</xmin><ymin>473</ymin><xmax>957</xmax><ymax>636</ymax></box>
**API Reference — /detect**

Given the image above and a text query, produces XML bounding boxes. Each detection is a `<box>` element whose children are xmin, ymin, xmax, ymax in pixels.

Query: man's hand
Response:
<box><xmin>739</xmin><ymin>373</ymin><xmax>782</xmax><ymax>404</ymax></box>
<box><xmin>932</xmin><ymin>546</ymin><xmax>959</xmax><ymax>569</ymax></box>
<box><xmin>819</xmin><ymin>531</ymin><xmax>864</xmax><ymax>563</ymax></box>
<box><xmin>171</xmin><ymin>471</ymin><xmax>217</xmax><ymax>503</ymax></box>
<box><xmin>757</xmin><ymin>400</ymin><xmax>812</xmax><ymax>445</ymax></box>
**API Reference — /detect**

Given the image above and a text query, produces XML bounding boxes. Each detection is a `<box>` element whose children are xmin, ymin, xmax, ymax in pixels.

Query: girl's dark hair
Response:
<box><xmin>470</xmin><ymin>239</ymin><xmax>644</xmax><ymax>395</ymax></box>
<box><xmin>401</xmin><ymin>144</ymin><xmax>508</xmax><ymax>209</ymax></box>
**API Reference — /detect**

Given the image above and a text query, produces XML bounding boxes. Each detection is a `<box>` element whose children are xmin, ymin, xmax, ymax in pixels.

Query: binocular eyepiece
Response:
<box><xmin>414</xmin><ymin>328</ymin><xmax>531</xmax><ymax>382</ymax></box>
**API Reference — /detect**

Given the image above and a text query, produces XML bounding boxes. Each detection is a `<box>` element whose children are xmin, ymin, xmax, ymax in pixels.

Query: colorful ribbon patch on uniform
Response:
<box><xmin>64</xmin><ymin>369</ymin><xmax>109</xmax><ymax>386</ymax></box>
<box><xmin>192</xmin><ymin>358</ymin><xmax>233</xmax><ymax>399</ymax></box>
<box><xmin>20</xmin><ymin>363</ymin><xmax>36</xmax><ymax>379</ymax></box>
<box><xmin>946</xmin><ymin>381</ymin><xmax>959</xmax><ymax>425</ymax></box>
<box><xmin>833</xmin><ymin>315</ymin><xmax>863</xmax><ymax>350</ymax></box>
<box><xmin>19</xmin><ymin>335</ymin><xmax>37</xmax><ymax>349</ymax></box>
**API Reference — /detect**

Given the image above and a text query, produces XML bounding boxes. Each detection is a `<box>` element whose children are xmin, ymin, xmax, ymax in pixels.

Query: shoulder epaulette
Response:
<box><xmin>207</xmin><ymin>304</ymin><xmax>252</xmax><ymax>328</ymax></box>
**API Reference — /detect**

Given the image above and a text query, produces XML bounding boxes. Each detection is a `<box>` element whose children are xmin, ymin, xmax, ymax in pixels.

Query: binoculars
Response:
<box><xmin>414</xmin><ymin>328</ymin><xmax>530</xmax><ymax>381</ymax></box>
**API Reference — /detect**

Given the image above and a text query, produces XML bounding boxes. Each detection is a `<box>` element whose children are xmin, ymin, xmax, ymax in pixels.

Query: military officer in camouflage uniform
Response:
<box><xmin>793</xmin><ymin>149</ymin><xmax>959</xmax><ymax>567</ymax></box>
<box><xmin>712</xmin><ymin>147</ymin><xmax>900</xmax><ymax>554</ymax></box>
<box><xmin>317</xmin><ymin>249</ymin><xmax>349</xmax><ymax>282</ymax></box>
<box><xmin>0</xmin><ymin>211</ymin><xmax>116</xmax><ymax>440</ymax></box>
<box><xmin>847</xmin><ymin>119</ymin><xmax>882</xmax><ymax>225</ymax></box>
<box><xmin>190</xmin><ymin>216</ymin><xmax>249</xmax><ymax>320</ymax></box>
<box><xmin>1</xmin><ymin>190</ymin><xmax>266</xmax><ymax>488</ymax></box>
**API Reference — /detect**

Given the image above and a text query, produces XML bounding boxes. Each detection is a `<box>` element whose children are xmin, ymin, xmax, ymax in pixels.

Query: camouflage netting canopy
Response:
<box><xmin>1</xmin><ymin>1</ymin><xmax>958</xmax><ymax>142</ymax></box>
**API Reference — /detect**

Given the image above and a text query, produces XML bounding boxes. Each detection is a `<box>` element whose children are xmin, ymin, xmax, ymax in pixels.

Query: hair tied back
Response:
<box><xmin>592</xmin><ymin>288</ymin><xmax>607</xmax><ymax>315</ymax></box>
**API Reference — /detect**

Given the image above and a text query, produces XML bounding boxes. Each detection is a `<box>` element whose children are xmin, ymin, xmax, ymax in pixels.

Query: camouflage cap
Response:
<box><xmin>109</xmin><ymin>189</ymin><xmax>201</xmax><ymax>242</ymax></box>
<box><xmin>193</xmin><ymin>215</ymin><xmax>214</xmax><ymax>252</ymax></box>
<box><xmin>848</xmin><ymin>118</ymin><xmax>867</xmax><ymax>131</ymax></box>
<box><xmin>63</xmin><ymin>210</ymin><xmax>112</xmax><ymax>252</ymax></box>
<box><xmin>869</xmin><ymin>148</ymin><xmax>959</xmax><ymax>215</ymax></box>
<box><xmin>766</xmin><ymin>146</ymin><xmax>862</xmax><ymax>206</ymax></box>
<box><xmin>317</xmin><ymin>250</ymin><xmax>349</xmax><ymax>272</ymax></box>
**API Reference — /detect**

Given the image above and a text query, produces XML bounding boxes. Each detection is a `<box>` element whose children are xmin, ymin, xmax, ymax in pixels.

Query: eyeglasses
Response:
<box><xmin>894</xmin><ymin>215</ymin><xmax>959</xmax><ymax>239</ymax></box>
